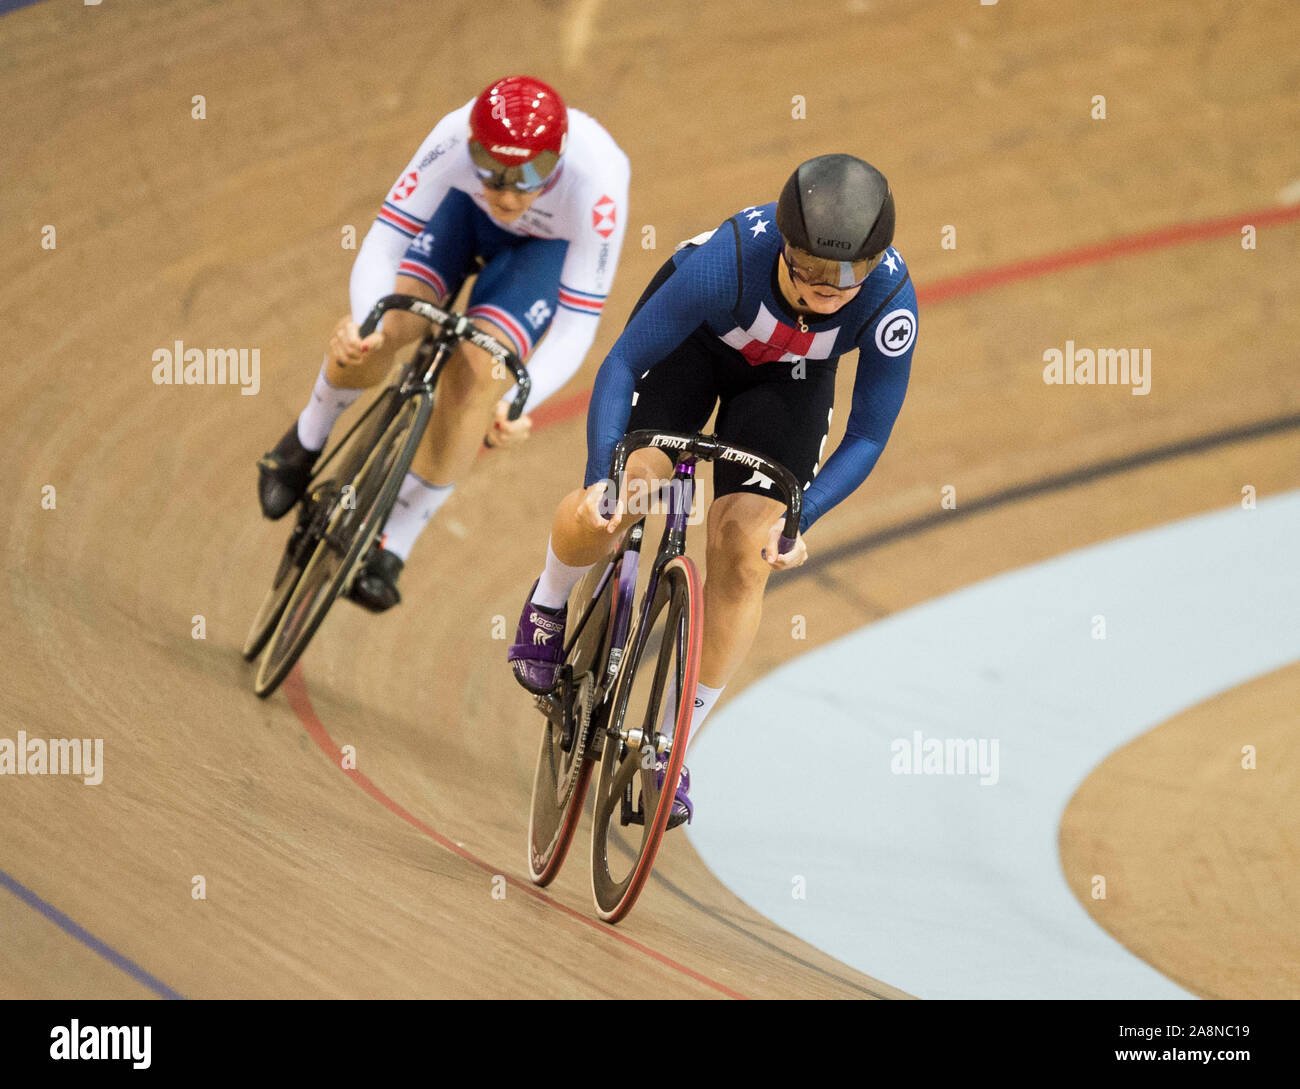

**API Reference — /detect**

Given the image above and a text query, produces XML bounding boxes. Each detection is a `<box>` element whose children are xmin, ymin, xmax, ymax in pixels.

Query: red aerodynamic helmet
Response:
<box><xmin>468</xmin><ymin>75</ymin><xmax>568</xmax><ymax>192</ymax></box>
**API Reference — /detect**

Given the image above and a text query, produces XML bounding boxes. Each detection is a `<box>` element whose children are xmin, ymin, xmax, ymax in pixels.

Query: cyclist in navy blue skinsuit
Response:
<box><xmin>510</xmin><ymin>154</ymin><xmax>918</xmax><ymax>827</ymax></box>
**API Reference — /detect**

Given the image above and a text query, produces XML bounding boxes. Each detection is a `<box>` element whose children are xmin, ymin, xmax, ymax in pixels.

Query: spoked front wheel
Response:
<box><xmin>527</xmin><ymin>559</ymin><xmax>623</xmax><ymax>886</ymax></box>
<box><xmin>241</xmin><ymin>508</ymin><xmax>318</xmax><ymax>661</ymax></box>
<box><xmin>252</xmin><ymin>393</ymin><xmax>430</xmax><ymax>698</ymax></box>
<box><xmin>589</xmin><ymin>555</ymin><xmax>703</xmax><ymax>923</ymax></box>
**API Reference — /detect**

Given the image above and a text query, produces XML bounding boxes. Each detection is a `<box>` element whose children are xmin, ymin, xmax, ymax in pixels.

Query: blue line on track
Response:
<box><xmin>0</xmin><ymin>866</ymin><xmax>185</xmax><ymax>1000</ymax></box>
<box><xmin>0</xmin><ymin>0</ymin><xmax>52</xmax><ymax>16</ymax></box>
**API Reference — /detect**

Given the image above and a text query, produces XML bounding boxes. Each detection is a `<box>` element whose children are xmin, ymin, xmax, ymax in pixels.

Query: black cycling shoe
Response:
<box><xmin>346</xmin><ymin>547</ymin><xmax>404</xmax><ymax>613</ymax></box>
<box><xmin>257</xmin><ymin>423</ymin><xmax>320</xmax><ymax>520</ymax></box>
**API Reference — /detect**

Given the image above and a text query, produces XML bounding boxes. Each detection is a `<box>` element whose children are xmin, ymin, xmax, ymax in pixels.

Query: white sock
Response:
<box><xmin>297</xmin><ymin>357</ymin><xmax>362</xmax><ymax>452</ymax></box>
<box><xmin>659</xmin><ymin>678</ymin><xmax>725</xmax><ymax>741</ymax></box>
<box><xmin>531</xmin><ymin>537</ymin><xmax>594</xmax><ymax>611</ymax></box>
<box><xmin>379</xmin><ymin>472</ymin><xmax>454</xmax><ymax>560</ymax></box>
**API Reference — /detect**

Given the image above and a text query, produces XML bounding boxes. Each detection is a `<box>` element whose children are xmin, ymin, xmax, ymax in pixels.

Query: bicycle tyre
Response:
<box><xmin>526</xmin><ymin>558</ymin><xmax>624</xmax><ymax>886</ymax></box>
<box><xmin>252</xmin><ymin>392</ymin><xmax>431</xmax><ymax>698</ymax></box>
<box><xmin>589</xmin><ymin>555</ymin><xmax>703</xmax><ymax>923</ymax></box>
<box><xmin>241</xmin><ymin>511</ymin><xmax>315</xmax><ymax>661</ymax></box>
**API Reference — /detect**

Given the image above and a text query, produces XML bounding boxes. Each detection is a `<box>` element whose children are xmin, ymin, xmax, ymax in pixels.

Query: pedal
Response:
<box><xmin>306</xmin><ymin>482</ymin><xmax>338</xmax><ymax>512</ymax></box>
<box><xmin>620</xmin><ymin>727</ymin><xmax>671</xmax><ymax>756</ymax></box>
<box><xmin>284</xmin><ymin>519</ymin><xmax>309</xmax><ymax>566</ymax></box>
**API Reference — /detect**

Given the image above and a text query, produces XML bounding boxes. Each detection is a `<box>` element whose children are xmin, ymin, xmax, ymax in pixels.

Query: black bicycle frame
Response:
<box><xmin>306</xmin><ymin>293</ymin><xmax>531</xmax><ymax>485</ymax></box>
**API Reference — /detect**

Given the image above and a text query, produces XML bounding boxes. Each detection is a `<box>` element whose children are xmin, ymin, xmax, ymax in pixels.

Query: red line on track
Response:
<box><xmin>917</xmin><ymin>201</ymin><xmax>1300</xmax><ymax>305</ymax></box>
<box><xmin>281</xmin><ymin>665</ymin><xmax>747</xmax><ymax>1000</ymax></box>
<box><xmin>530</xmin><ymin>389</ymin><xmax>591</xmax><ymax>431</ymax></box>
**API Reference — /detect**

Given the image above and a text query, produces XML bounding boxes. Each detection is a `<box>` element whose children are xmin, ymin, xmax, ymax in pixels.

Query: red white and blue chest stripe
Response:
<box><xmin>719</xmin><ymin>302</ymin><xmax>841</xmax><ymax>365</ymax></box>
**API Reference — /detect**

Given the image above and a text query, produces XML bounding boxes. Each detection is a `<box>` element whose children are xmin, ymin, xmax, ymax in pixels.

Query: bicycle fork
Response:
<box><xmin>611</xmin><ymin>458</ymin><xmax>697</xmax><ymax>823</ymax></box>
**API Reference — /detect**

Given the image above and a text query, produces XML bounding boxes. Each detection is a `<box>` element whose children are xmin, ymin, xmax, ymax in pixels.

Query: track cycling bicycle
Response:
<box><xmin>242</xmin><ymin>294</ymin><xmax>530</xmax><ymax>698</ymax></box>
<box><xmin>526</xmin><ymin>428</ymin><xmax>801</xmax><ymax>923</ymax></box>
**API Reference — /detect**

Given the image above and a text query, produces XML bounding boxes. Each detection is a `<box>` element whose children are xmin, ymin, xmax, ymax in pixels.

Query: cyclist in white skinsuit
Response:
<box><xmin>256</xmin><ymin>75</ymin><xmax>629</xmax><ymax>611</ymax></box>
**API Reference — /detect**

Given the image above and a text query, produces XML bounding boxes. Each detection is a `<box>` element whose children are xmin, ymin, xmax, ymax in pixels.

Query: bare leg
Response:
<box><xmin>409</xmin><ymin>318</ymin><xmax>515</xmax><ymax>486</ymax></box>
<box><xmin>547</xmin><ymin>447</ymin><xmax>675</xmax><ymax>566</ymax></box>
<box><xmin>698</xmin><ymin>491</ymin><xmax>786</xmax><ymax>688</ymax></box>
<box><xmin>550</xmin><ymin>470</ymin><xmax>783</xmax><ymax>687</ymax></box>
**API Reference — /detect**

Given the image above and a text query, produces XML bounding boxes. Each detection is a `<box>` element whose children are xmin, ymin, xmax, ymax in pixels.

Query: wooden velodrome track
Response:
<box><xmin>2</xmin><ymin>0</ymin><xmax>1297</xmax><ymax>999</ymax></box>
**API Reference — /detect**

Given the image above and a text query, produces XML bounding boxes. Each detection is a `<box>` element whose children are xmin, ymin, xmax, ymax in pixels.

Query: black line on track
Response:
<box><xmin>791</xmin><ymin>411</ymin><xmax>1300</xmax><ymax>580</ymax></box>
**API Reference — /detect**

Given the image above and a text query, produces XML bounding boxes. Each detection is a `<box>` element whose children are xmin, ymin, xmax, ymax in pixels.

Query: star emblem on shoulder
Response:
<box><xmin>749</xmin><ymin>218</ymin><xmax>769</xmax><ymax>237</ymax></box>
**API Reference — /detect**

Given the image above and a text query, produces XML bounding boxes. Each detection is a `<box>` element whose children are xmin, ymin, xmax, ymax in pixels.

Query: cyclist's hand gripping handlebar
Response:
<box><xmin>358</xmin><ymin>293</ymin><xmax>532</xmax><ymax>421</ymax></box>
<box><xmin>606</xmin><ymin>430</ymin><xmax>802</xmax><ymax>554</ymax></box>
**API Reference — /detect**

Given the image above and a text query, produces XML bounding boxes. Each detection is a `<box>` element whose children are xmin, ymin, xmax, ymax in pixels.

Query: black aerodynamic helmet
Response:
<box><xmin>775</xmin><ymin>153</ymin><xmax>895</xmax><ymax>262</ymax></box>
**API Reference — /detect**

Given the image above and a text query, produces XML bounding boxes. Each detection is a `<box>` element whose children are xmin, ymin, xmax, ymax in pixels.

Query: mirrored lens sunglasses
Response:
<box><xmin>782</xmin><ymin>245</ymin><xmax>881</xmax><ymax>290</ymax></box>
<box><xmin>469</xmin><ymin>142</ymin><xmax>560</xmax><ymax>193</ymax></box>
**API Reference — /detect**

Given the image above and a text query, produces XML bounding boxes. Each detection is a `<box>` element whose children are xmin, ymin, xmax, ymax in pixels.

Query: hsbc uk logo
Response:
<box><xmin>874</xmin><ymin>309</ymin><xmax>916</xmax><ymax>357</ymax></box>
<box><xmin>592</xmin><ymin>195</ymin><xmax>617</xmax><ymax>239</ymax></box>
<box><xmin>390</xmin><ymin>171</ymin><xmax>419</xmax><ymax>202</ymax></box>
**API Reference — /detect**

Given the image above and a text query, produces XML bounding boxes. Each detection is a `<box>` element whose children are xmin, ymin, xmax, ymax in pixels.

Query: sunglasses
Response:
<box><xmin>469</xmin><ymin>141</ymin><xmax>560</xmax><ymax>193</ymax></box>
<box><xmin>782</xmin><ymin>245</ymin><xmax>881</xmax><ymax>290</ymax></box>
